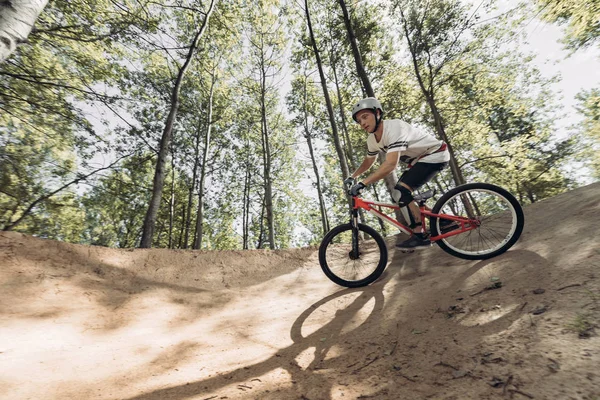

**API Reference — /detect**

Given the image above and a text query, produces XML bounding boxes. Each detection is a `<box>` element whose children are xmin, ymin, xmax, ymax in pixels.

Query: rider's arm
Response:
<box><xmin>362</xmin><ymin>151</ymin><xmax>400</xmax><ymax>186</ymax></box>
<box><xmin>349</xmin><ymin>156</ymin><xmax>377</xmax><ymax>179</ymax></box>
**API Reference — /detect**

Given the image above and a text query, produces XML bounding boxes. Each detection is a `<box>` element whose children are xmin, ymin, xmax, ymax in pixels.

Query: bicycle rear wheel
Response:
<box><xmin>319</xmin><ymin>223</ymin><xmax>388</xmax><ymax>288</ymax></box>
<box><xmin>431</xmin><ymin>183</ymin><xmax>524</xmax><ymax>260</ymax></box>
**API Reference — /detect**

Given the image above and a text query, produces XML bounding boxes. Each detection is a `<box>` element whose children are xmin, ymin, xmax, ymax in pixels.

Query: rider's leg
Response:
<box><xmin>396</xmin><ymin>182</ymin><xmax>423</xmax><ymax>233</ymax></box>
<box><xmin>395</xmin><ymin>162</ymin><xmax>448</xmax><ymax>249</ymax></box>
<box><xmin>396</xmin><ymin>163</ymin><xmax>446</xmax><ymax>231</ymax></box>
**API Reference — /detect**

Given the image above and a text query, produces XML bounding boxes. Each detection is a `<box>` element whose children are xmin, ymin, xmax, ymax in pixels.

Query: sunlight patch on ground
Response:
<box><xmin>295</xmin><ymin>346</ymin><xmax>317</xmax><ymax>369</ymax></box>
<box><xmin>458</xmin><ymin>303</ymin><xmax>520</xmax><ymax>327</ymax></box>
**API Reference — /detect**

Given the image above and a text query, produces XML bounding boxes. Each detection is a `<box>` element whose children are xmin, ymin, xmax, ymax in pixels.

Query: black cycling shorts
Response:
<box><xmin>398</xmin><ymin>162</ymin><xmax>448</xmax><ymax>190</ymax></box>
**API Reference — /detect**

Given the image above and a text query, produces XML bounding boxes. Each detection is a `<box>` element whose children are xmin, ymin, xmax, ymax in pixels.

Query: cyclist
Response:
<box><xmin>344</xmin><ymin>97</ymin><xmax>450</xmax><ymax>249</ymax></box>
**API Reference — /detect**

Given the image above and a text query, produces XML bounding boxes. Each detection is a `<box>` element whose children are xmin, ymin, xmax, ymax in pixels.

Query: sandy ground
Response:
<box><xmin>1</xmin><ymin>183</ymin><xmax>600</xmax><ymax>400</ymax></box>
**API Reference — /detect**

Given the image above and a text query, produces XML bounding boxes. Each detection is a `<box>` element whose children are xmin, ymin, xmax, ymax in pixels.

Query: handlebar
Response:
<box><xmin>344</xmin><ymin>178</ymin><xmax>357</xmax><ymax>196</ymax></box>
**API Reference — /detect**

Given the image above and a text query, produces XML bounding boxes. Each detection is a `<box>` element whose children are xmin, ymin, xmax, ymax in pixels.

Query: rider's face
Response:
<box><xmin>356</xmin><ymin>110</ymin><xmax>377</xmax><ymax>132</ymax></box>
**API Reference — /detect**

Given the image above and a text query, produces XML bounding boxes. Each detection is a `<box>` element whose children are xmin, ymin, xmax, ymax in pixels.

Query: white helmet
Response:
<box><xmin>351</xmin><ymin>97</ymin><xmax>383</xmax><ymax>122</ymax></box>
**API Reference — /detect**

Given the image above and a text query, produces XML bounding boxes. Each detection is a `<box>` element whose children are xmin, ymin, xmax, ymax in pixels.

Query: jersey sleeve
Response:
<box><xmin>386</xmin><ymin>128</ymin><xmax>407</xmax><ymax>153</ymax></box>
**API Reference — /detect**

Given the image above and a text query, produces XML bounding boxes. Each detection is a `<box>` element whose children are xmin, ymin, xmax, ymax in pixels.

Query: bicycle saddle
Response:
<box><xmin>413</xmin><ymin>189</ymin><xmax>435</xmax><ymax>202</ymax></box>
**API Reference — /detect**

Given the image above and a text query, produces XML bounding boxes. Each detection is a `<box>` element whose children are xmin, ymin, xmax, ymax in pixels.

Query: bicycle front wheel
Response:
<box><xmin>318</xmin><ymin>223</ymin><xmax>388</xmax><ymax>288</ymax></box>
<box><xmin>431</xmin><ymin>183</ymin><xmax>524</xmax><ymax>260</ymax></box>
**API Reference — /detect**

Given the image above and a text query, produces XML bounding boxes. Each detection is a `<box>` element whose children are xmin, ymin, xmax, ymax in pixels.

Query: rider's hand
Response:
<box><xmin>349</xmin><ymin>182</ymin><xmax>366</xmax><ymax>196</ymax></box>
<box><xmin>343</xmin><ymin>177</ymin><xmax>355</xmax><ymax>187</ymax></box>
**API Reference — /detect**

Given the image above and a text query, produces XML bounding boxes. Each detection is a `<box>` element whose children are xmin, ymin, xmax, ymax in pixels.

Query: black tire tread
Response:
<box><xmin>318</xmin><ymin>223</ymin><xmax>388</xmax><ymax>287</ymax></box>
<box><xmin>430</xmin><ymin>183</ymin><xmax>524</xmax><ymax>260</ymax></box>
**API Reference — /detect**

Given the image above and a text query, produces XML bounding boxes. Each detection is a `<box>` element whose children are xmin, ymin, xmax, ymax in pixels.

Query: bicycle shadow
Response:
<box><xmin>434</xmin><ymin>249</ymin><xmax>559</xmax><ymax>333</ymax></box>
<box><xmin>381</xmin><ymin>244</ymin><xmax>556</xmax><ymax>338</ymax></box>
<box><xmin>123</xmin><ymin>285</ymin><xmax>388</xmax><ymax>400</ymax></box>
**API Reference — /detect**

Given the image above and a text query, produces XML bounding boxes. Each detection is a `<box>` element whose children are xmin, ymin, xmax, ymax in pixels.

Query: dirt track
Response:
<box><xmin>1</xmin><ymin>183</ymin><xmax>600</xmax><ymax>399</ymax></box>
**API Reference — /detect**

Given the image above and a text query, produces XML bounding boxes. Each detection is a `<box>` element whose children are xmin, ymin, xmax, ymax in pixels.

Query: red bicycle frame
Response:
<box><xmin>352</xmin><ymin>196</ymin><xmax>479</xmax><ymax>241</ymax></box>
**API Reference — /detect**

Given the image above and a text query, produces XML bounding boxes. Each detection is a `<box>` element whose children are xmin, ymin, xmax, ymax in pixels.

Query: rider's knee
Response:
<box><xmin>395</xmin><ymin>185</ymin><xmax>414</xmax><ymax>208</ymax></box>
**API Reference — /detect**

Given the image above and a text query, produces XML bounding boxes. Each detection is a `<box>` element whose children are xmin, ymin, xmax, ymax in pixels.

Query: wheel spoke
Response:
<box><xmin>435</xmin><ymin>186</ymin><xmax>522</xmax><ymax>257</ymax></box>
<box><xmin>320</xmin><ymin>224</ymin><xmax>387</xmax><ymax>287</ymax></box>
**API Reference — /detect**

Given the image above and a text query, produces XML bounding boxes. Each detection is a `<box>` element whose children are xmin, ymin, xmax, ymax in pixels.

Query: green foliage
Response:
<box><xmin>82</xmin><ymin>154</ymin><xmax>155</xmax><ymax>247</ymax></box>
<box><xmin>387</xmin><ymin>0</ymin><xmax>575</xmax><ymax>203</ymax></box>
<box><xmin>0</xmin><ymin>116</ymin><xmax>78</xmax><ymax>231</ymax></box>
<box><xmin>575</xmin><ymin>89</ymin><xmax>600</xmax><ymax>179</ymax></box>
<box><xmin>1</xmin><ymin>0</ymin><xmax>594</xmax><ymax>249</ymax></box>
<box><xmin>536</xmin><ymin>0</ymin><xmax>600</xmax><ymax>51</ymax></box>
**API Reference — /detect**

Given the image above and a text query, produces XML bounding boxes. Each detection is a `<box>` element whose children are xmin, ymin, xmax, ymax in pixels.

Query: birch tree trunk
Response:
<box><xmin>193</xmin><ymin>73</ymin><xmax>216</xmax><ymax>250</ymax></box>
<box><xmin>0</xmin><ymin>0</ymin><xmax>48</xmax><ymax>63</ymax></box>
<box><xmin>139</xmin><ymin>0</ymin><xmax>217</xmax><ymax>248</ymax></box>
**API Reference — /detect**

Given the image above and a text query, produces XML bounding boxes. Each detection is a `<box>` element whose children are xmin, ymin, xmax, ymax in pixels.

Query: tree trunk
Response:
<box><xmin>400</xmin><ymin>9</ymin><xmax>466</xmax><ymax>187</ymax></box>
<box><xmin>168</xmin><ymin>152</ymin><xmax>176</xmax><ymax>248</ymax></box>
<box><xmin>256</xmin><ymin>198</ymin><xmax>266</xmax><ymax>249</ymax></box>
<box><xmin>140</xmin><ymin>0</ymin><xmax>217</xmax><ymax>248</ymax></box>
<box><xmin>305</xmin><ymin>0</ymin><xmax>350</xmax><ymax>180</ymax></box>
<box><xmin>184</xmin><ymin>114</ymin><xmax>203</xmax><ymax>248</ymax></box>
<box><xmin>330</xmin><ymin>52</ymin><xmax>356</xmax><ymax>171</ymax></box>
<box><xmin>178</xmin><ymin>204</ymin><xmax>186</xmax><ymax>248</ymax></box>
<box><xmin>302</xmin><ymin>77</ymin><xmax>329</xmax><ymax>235</ymax></box>
<box><xmin>0</xmin><ymin>0</ymin><xmax>49</xmax><ymax>63</ymax></box>
<box><xmin>256</xmin><ymin>34</ymin><xmax>276</xmax><ymax>250</ymax></box>
<box><xmin>193</xmin><ymin>73</ymin><xmax>216</xmax><ymax>250</ymax></box>
<box><xmin>242</xmin><ymin>163</ymin><xmax>251</xmax><ymax>249</ymax></box>
<box><xmin>307</xmin><ymin>132</ymin><xmax>329</xmax><ymax>235</ymax></box>
<box><xmin>338</xmin><ymin>0</ymin><xmax>374</xmax><ymax>98</ymax></box>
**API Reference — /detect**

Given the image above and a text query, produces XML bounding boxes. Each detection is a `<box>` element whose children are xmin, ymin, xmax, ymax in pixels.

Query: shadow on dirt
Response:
<box><xmin>122</xmin><ymin>284</ymin><xmax>390</xmax><ymax>400</ymax></box>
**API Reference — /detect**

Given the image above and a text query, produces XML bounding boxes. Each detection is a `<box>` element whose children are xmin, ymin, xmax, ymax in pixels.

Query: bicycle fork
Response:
<box><xmin>350</xmin><ymin>198</ymin><xmax>360</xmax><ymax>260</ymax></box>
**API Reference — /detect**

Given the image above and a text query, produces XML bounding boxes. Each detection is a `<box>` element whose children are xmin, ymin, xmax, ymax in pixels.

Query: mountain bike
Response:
<box><xmin>318</xmin><ymin>182</ymin><xmax>525</xmax><ymax>288</ymax></box>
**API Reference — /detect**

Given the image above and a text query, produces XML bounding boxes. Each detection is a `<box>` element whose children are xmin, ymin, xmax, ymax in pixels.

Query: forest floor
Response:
<box><xmin>1</xmin><ymin>183</ymin><xmax>600</xmax><ymax>400</ymax></box>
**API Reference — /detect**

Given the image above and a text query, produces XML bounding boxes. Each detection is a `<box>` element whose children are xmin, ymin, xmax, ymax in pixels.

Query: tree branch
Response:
<box><xmin>2</xmin><ymin>152</ymin><xmax>136</xmax><ymax>231</ymax></box>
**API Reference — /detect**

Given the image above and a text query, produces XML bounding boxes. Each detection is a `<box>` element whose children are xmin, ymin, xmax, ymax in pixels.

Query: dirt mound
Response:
<box><xmin>1</xmin><ymin>183</ymin><xmax>600</xmax><ymax>400</ymax></box>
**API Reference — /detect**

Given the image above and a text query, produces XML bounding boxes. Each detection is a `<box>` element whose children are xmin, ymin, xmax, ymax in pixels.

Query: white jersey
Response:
<box><xmin>366</xmin><ymin>119</ymin><xmax>450</xmax><ymax>164</ymax></box>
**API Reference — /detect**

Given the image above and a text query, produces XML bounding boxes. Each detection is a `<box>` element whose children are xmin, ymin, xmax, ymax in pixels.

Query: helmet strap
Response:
<box><xmin>371</xmin><ymin>109</ymin><xmax>382</xmax><ymax>133</ymax></box>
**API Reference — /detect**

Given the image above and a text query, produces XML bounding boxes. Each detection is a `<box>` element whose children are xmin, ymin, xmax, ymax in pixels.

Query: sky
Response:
<box><xmin>517</xmin><ymin>12</ymin><xmax>600</xmax><ymax>133</ymax></box>
<box><xmin>513</xmin><ymin>11</ymin><xmax>599</xmax><ymax>183</ymax></box>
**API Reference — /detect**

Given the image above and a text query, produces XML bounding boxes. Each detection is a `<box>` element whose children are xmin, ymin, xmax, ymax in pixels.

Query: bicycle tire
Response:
<box><xmin>430</xmin><ymin>183</ymin><xmax>524</xmax><ymax>260</ymax></box>
<box><xmin>319</xmin><ymin>223</ymin><xmax>388</xmax><ymax>288</ymax></box>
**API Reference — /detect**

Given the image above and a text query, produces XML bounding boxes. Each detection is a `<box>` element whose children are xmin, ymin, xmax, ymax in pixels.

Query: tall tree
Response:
<box><xmin>140</xmin><ymin>0</ymin><xmax>217</xmax><ymax>248</ymax></box>
<box><xmin>393</xmin><ymin>0</ymin><xmax>471</xmax><ymax>187</ymax></box>
<box><xmin>240</xmin><ymin>0</ymin><xmax>290</xmax><ymax>249</ymax></box>
<box><xmin>304</xmin><ymin>0</ymin><xmax>350</xmax><ymax>180</ymax></box>
<box><xmin>337</xmin><ymin>0</ymin><xmax>374</xmax><ymax>98</ymax></box>
<box><xmin>336</xmin><ymin>0</ymin><xmax>403</xmax><ymax>221</ymax></box>
<box><xmin>287</xmin><ymin>70</ymin><xmax>330</xmax><ymax>236</ymax></box>
<box><xmin>193</xmin><ymin>63</ymin><xmax>217</xmax><ymax>249</ymax></box>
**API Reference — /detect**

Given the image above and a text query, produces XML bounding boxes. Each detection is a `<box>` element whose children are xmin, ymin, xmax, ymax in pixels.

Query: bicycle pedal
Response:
<box><xmin>400</xmin><ymin>249</ymin><xmax>415</xmax><ymax>254</ymax></box>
